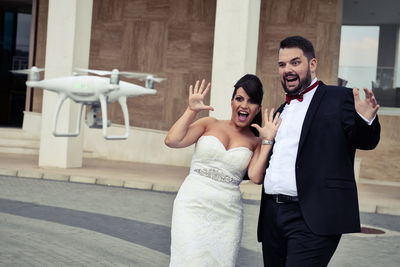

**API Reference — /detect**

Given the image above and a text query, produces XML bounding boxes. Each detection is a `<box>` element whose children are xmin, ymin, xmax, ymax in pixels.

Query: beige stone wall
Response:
<box><xmin>255</xmin><ymin>0</ymin><xmax>399</xmax><ymax>183</ymax></box>
<box><xmin>89</xmin><ymin>0</ymin><xmax>216</xmax><ymax>130</ymax></box>
<box><xmin>34</xmin><ymin>0</ymin><xmax>343</xmax><ymax>129</ymax></box>
<box><xmin>357</xmin><ymin>114</ymin><xmax>400</xmax><ymax>182</ymax></box>
<box><xmin>256</xmin><ymin>0</ymin><xmax>343</xmax><ymax>109</ymax></box>
<box><xmin>29</xmin><ymin>0</ymin><xmax>400</xmax><ymax>180</ymax></box>
<box><xmin>32</xmin><ymin>0</ymin><xmax>216</xmax><ymax>131</ymax></box>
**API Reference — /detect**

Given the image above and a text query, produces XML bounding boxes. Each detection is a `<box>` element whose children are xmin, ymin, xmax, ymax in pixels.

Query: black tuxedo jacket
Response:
<box><xmin>257</xmin><ymin>82</ymin><xmax>381</xmax><ymax>239</ymax></box>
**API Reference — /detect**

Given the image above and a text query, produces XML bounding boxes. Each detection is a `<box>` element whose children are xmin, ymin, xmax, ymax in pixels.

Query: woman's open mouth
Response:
<box><xmin>238</xmin><ymin>111</ymin><xmax>249</xmax><ymax>122</ymax></box>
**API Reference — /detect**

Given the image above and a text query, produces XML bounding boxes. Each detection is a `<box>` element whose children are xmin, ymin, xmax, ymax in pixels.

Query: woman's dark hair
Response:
<box><xmin>232</xmin><ymin>74</ymin><xmax>263</xmax><ymax>136</ymax></box>
<box><xmin>280</xmin><ymin>35</ymin><xmax>315</xmax><ymax>61</ymax></box>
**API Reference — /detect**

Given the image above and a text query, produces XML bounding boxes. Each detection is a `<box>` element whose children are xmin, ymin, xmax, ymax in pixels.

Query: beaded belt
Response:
<box><xmin>193</xmin><ymin>168</ymin><xmax>241</xmax><ymax>186</ymax></box>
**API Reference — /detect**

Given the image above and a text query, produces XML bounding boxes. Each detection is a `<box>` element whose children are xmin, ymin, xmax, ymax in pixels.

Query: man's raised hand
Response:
<box><xmin>353</xmin><ymin>88</ymin><xmax>380</xmax><ymax>121</ymax></box>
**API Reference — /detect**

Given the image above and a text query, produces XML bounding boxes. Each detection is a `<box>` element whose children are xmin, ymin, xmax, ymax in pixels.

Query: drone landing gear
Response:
<box><xmin>98</xmin><ymin>95</ymin><xmax>130</xmax><ymax>140</ymax></box>
<box><xmin>52</xmin><ymin>93</ymin><xmax>84</xmax><ymax>137</ymax></box>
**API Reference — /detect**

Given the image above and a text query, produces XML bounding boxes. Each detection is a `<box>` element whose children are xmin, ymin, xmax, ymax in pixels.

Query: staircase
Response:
<box><xmin>0</xmin><ymin>128</ymin><xmax>40</xmax><ymax>155</ymax></box>
<box><xmin>0</xmin><ymin>127</ymin><xmax>96</xmax><ymax>157</ymax></box>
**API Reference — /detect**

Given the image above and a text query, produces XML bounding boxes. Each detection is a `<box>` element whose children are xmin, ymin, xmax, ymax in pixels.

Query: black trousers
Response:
<box><xmin>261</xmin><ymin>198</ymin><xmax>341</xmax><ymax>267</ymax></box>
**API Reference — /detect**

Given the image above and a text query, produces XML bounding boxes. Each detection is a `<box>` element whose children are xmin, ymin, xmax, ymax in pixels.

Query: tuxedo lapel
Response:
<box><xmin>297</xmin><ymin>82</ymin><xmax>327</xmax><ymax>155</ymax></box>
<box><xmin>275</xmin><ymin>102</ymin><xmax>286</xmax><ymax>117</ymax></box>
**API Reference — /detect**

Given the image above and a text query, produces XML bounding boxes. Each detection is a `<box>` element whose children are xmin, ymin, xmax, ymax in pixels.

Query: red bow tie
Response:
<box><xmin>285</xmin><ymin>81</ymin><xmax>320</xmax><ymax>104</ymax></box>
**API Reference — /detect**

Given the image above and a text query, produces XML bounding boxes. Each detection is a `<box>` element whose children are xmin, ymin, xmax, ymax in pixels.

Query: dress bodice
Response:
<box><xmin>189</xmin><ymin>135</ymin><xmax>253</xmax><ymax>185</ymax></box>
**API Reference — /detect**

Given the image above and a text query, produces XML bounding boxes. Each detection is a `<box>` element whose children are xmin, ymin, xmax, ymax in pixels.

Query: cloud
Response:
<box><xmin>339</xmin><ymin>26</ymin><xmax>379</xmax><ymax>67</ymax></box>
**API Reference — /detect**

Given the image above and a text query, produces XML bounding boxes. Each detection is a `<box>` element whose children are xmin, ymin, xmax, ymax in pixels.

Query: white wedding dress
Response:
<box><xmin>170</xmin><ymin>135</ymin><xmax>253</xmax><ymax>267</ymax></box>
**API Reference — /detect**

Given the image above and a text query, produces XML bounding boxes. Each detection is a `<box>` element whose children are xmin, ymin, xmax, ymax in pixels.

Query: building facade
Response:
<box><xmin>2</xmin><ymin>0</ymin><xmax>399</xmax><ymax>182</ymax></box>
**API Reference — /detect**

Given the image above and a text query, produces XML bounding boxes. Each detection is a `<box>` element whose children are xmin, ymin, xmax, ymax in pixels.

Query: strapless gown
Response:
<box><xmin>169</xmin><ymin>135</ymin><xmax>253</xmax><ymax>267</ymax></box>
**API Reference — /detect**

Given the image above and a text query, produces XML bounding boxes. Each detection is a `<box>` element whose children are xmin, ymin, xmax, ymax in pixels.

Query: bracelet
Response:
<box><xmin>262</xmin><ymin>139</ymin><xmax>274</xmax><ymax>145</ymax></box>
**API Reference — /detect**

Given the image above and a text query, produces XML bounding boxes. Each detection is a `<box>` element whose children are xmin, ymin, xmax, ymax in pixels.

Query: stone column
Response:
<box><xmin>210</xmin><ymin>0</ymin><xmax>261</xmax><ymax>119</ymax></box>
<box><xmin>39</xmin><ymin>0</ymin><xmax>93</xmax><ymax>168</ymax></box>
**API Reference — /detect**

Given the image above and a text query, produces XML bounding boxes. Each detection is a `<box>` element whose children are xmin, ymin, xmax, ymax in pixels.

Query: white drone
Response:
<box><xmin>12</xmin><ymin>66</ymin><xmax>165</xmax><ymax>140</ymax></box>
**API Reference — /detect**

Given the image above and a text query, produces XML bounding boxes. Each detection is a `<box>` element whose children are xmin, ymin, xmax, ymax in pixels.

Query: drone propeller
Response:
<box><xmin>11</xmin><ymin>66</ymin><xmax>45</xmax><ymax>81</ymax></box>
<box><xmin>11</xmin><ymin>66</ymin><xmax>45</xmax><ymax>74</ymax></box>
<box><xmin>75</xmin><ymin>68</ymin><xmax>130</xmax><ymax>76</ymax></box>
<box><xmin>76</xmin><ymin>68</ymin><xmax>150</xmax><ymax>78</ymax></box>
<box><xmin>75</xmin><ymin>68</ymin><xmax>165</xmax><ymax>88</ymax></box>
<box><xmin>122</xmin><ymin>73</ymin><xmax>166</xmax><ymax>82</ymax></box>
<box><xmin>75</xmin><ymin>68</ymin><xmax>112</xmax><ymax>76</ymax></box>
<box><xmin>120</xmin><ymin>73</ymin><xmax>166</xmax><ymax>89</ymax></box>
<box><xmin>149</xmin><ymin>76</ymin><xmax>166</xmax><ymax>83</ymax></box>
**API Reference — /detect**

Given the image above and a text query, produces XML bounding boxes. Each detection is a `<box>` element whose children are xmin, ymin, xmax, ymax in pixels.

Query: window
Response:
<box><xmin>339</xmin><ymin>25</ymin><xmax>400</xmax><ymax>108</ymax></box>
<box><xmin>338</xmin><ymin>26</ymin><xmax>379</xmax><ymax>98</ymax></box>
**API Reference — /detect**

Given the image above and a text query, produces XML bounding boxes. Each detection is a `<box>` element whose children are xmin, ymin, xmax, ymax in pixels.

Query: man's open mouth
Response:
<box><xmin>284</xmin><ymin>75</ymin><xmax>299</xmax><ymax>88</ymax></box>
<box><xmin>286</xmin><ymin>77</ymin><xmax>298</xmax><ymax>82</ymax></box>
<box><xmin>285</xmin><ymin>74</ymin><xmax>299</xmax><ymax>82</ymax></box>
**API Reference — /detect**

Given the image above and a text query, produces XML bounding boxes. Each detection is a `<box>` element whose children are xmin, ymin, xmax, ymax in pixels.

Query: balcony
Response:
<box><xmin>338</xmin><ymin>66</ymin><xmax>400</xmax><ymax>108</ymax></box>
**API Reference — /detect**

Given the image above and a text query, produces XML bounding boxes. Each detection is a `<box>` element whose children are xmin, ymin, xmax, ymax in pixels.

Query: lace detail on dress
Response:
<box><xmin>193</xmin><ymin>168</ymin><xmax>241</xmax><ymax>185</ymax></box>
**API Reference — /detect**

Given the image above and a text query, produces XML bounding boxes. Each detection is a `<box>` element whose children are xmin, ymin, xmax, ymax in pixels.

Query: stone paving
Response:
<box><xmin>0</xmin><ymin>176</ymin><xmax>399</xmax><ymax>267</ymax></box>
<box><xmin>0</xmin><ymin>152</ymin><xmax>399</xmax><ymax>216</ymax></box>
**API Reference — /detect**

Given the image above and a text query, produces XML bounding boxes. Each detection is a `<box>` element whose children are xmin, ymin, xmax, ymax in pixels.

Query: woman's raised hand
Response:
<box><xmin>251</xmin><ymin>108</ymin><xmax>281</xmax><ymax>141</ymax></box>
<box><xmin>188</xmin><ymin>79</ymin><xmax>214</xmax><ymax>112</ymax></box>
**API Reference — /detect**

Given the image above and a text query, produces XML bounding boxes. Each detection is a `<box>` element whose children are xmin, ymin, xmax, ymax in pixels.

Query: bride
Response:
<box><xmin>165</xmin><ymin>74</ymin><xmax>280</xmax><ymax>266</ymax></box>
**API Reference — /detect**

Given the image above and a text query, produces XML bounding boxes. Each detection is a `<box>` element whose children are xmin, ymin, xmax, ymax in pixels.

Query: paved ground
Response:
<box><xmin>0</xmin><ymin>152</ymin><xmax>399</xmax><ymax>217</ymax></box>
<box><xmin>0</xmin><ymin>175</ymin><xmax>399</xmax><ymax>267</ymax></box>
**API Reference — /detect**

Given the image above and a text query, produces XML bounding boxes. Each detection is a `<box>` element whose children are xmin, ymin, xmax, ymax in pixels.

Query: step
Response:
<box><xmin>0</xmin><ymin>138</ymin><xmax>40</xmax><ymax>149</ymax></box>
<box><xmin>83</xmin><ymin>150</ymin><xmax>98</xmax><ymax>158</ymax></box>
<box><xmin>0</xmin><ymin>146</ymin><xmax>97</xmax><ymax>157</ymax></box>
<box><xmin>0</xmin><ymin>127</ymin><xmax>97</xmax><ymax>158</ymax></box>
<box><xmin>0</xmin><ymin>127</ymin><xmax>38</xmax><ymax>140</ymax></box>
<box><xmin>0</xmin><ymin>146</ymin><xmax>39</xmax><ymax>155</ymax></box>
<box><xmin>0</xmin><ymin>128</ymin><xmax>40</xmax><ymax>155</ymax></box>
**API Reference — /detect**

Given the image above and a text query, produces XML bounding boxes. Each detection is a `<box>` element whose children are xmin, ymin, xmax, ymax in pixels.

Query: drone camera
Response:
<box><xmin>86</xmin><ymin>105</ymin><xmax>111</xmax><ymax>129</ymax></box>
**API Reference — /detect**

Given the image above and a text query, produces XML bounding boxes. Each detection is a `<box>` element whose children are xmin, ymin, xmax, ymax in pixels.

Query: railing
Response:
<box><xmin>338</xmin><ymin>66</ymin><xmax>400</xmax><ymax>108</ymax></box>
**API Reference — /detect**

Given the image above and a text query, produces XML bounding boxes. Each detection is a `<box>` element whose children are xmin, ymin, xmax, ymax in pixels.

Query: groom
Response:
<box><xmin>257</xmin><ymin>36</ymin><xmax>381</xmax><ymax>266</ymax></box>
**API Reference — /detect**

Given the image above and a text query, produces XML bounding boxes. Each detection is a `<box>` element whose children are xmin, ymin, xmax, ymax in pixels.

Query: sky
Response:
<box><xmin>338</xmin><ymin>25</ymin><xmax>380</xmax><ymax>90</ymax></box>
<box><xmin>339</xmin><ymin>26</ymin><xmax>379</xmax><ymax>67</ymax></box>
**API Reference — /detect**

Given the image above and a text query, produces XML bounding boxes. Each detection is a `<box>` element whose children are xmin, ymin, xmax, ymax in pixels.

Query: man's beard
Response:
<box><xmin>281</xmin><ymin>69</ymin><xmax>312</xmax><ymax>96</ymax></box>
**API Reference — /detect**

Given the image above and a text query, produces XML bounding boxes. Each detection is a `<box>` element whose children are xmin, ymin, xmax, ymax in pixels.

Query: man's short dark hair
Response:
<box><xmin>280</xmin><ymin>36</ymin><xmax>316</xmax><ymax>60</ymax></box>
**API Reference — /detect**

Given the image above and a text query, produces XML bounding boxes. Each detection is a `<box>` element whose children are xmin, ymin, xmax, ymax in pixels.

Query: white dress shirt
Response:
<box><xmin>263</xmin><ymin>78</ymin><xmax>375</xmax><ymax>196</ymax></box>
<box><xmin>264</xmin><ymin>78</ymin><xmax>318</xmax><ymax>196</ymax></box>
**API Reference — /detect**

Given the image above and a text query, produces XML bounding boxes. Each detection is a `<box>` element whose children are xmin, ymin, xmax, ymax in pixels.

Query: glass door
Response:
<box><xmin>0</xmin><ymin>0</ymin><xmax>32</xmax><ymax>127</ymax></box>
